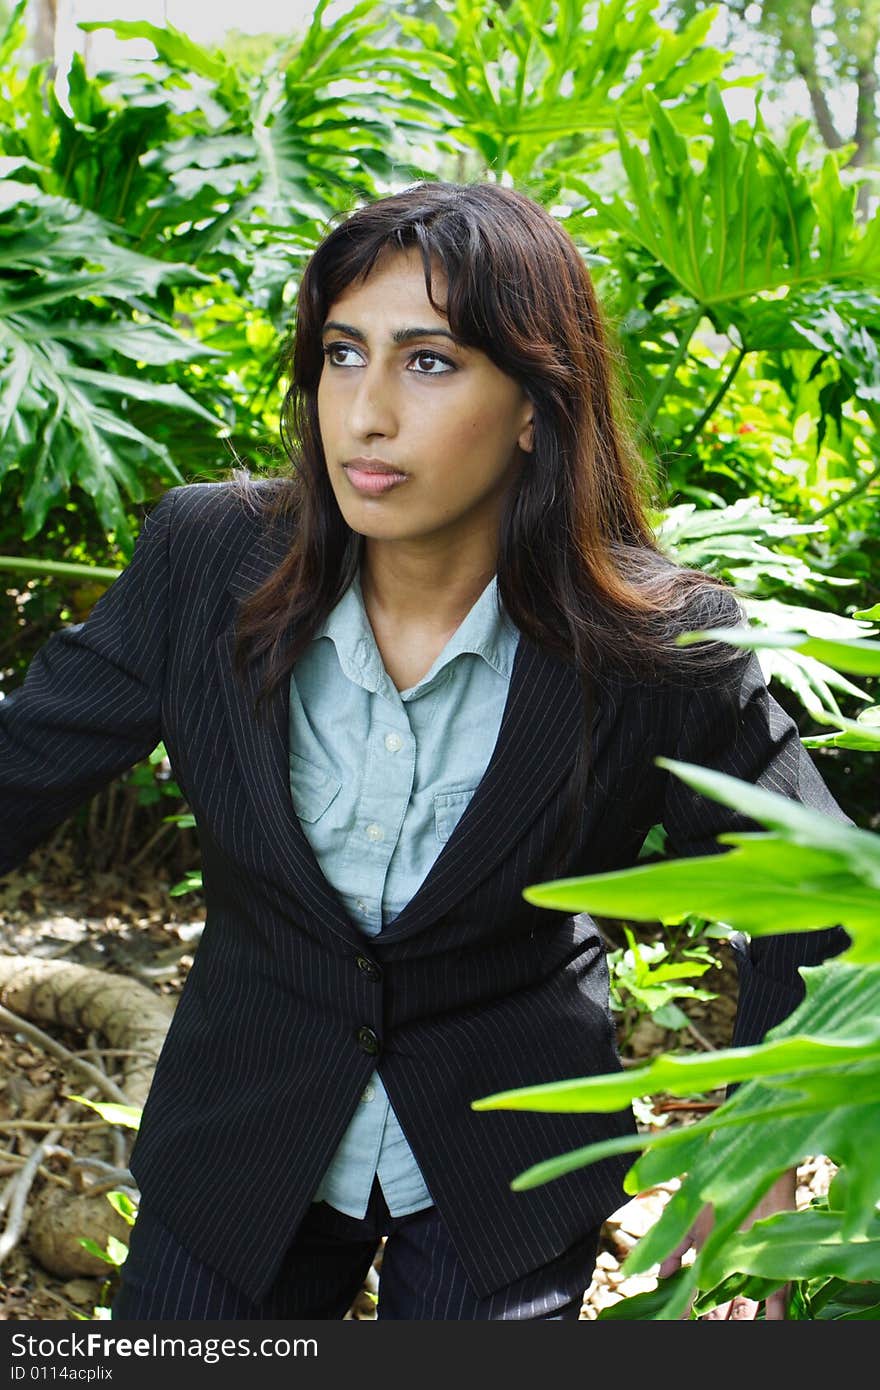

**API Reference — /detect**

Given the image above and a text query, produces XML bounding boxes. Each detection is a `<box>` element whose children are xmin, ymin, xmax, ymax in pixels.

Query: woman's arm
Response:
<box><xmin>0</xmin><ymin>487</ymin><xmax>177</xmax><ymax>876</ymax></box>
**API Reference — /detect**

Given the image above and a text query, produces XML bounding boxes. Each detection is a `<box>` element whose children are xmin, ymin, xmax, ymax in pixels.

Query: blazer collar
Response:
<box><xmin>216</xmin><ymin>524</ymin><xmax>609</xmax><ymax>951</ymax></box>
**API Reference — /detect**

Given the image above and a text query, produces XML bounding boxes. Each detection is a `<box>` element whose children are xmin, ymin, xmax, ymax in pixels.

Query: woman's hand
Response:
<box><xmin>657</xmin><ymin>1169</ymin><xmax>797</xmax><ymax>1319</ymax></box>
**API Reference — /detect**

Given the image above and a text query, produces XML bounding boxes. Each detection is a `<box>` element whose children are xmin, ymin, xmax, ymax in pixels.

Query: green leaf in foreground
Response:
<box><xmin>677</xmin><ymin>625</ymin><xmax>880</xmax><ymax>678</ymax></box>
<box><xmin>66</xmin><ymin>1094</ymin><xmax>142</xmax><ymax>1129</ymax></box>
<box><xmin>800</xmin><ymin>704</ymin><xmax>880</xmax><ymax>752</ymax></box>
<box><xmin>698</xmin><ymin>1208</ymin><xmax>880</xmax><ymax>1287</ymax></box>
<box><xmin>522</xmin><ymin>759</ymin><xmax>880</xmax><ymax>964</ymax></box>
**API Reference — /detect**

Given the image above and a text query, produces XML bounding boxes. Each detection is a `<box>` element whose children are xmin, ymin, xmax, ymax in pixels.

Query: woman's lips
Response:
<box><xmin>343</xmin><ymin>466</ymin><xmax>410</xmax><ymax>495</ymax></box>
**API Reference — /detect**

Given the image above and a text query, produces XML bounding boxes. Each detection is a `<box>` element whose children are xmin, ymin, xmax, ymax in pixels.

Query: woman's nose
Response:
<box><xmin>347</xmin><ymin>365</ymin><xmax>397</xmax><ymax>438</ymax></box>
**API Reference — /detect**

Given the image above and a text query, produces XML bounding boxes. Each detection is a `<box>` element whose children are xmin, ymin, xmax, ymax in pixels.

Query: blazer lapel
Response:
<box><xmin>214</xmin><ymin>524</ymin><xmax>361</xmax><ymax>951</ymax></box>
<box><xmin>214</xmin><ymin>522</ymin><xmax>608</xmax><ymax>950</ymax></box>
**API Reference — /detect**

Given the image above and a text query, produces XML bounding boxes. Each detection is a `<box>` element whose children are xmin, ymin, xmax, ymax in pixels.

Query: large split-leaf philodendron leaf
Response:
<box><xmin>0</xmin><ymin>184</ymin><xmax>217</xmax><ymax>548</ymax></box>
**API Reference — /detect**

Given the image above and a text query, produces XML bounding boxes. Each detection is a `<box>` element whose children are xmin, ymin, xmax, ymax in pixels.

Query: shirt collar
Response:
<box><xmin>314</xmin><ymin>566</ymin><xmax>519</xmax><ymax>701</ymax></box>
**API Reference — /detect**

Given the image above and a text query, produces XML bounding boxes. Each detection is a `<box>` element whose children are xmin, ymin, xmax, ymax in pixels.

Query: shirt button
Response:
<box><xmin>356</xmin><ymin>1026</ymin><xmax>381</xmax><ymax>1056</ymax></box>
<box><xmin>360</xmin><ymin>1084</ymin><xmax>376</xmax><ymax>1104</ymax></box>
<box><xmin>356</xmin><ymin>898</ymin><xmax>367</xmax><ymax>912</ymax></box>
<box><xmin>384</xmin><ymin>732</ymin><xmax>403</xmax><ymax>752</ymax></box>
<box><xmin>365</xmin><ymin>823</ymin><xmax>384</xmax><ymax>842</ymax></box>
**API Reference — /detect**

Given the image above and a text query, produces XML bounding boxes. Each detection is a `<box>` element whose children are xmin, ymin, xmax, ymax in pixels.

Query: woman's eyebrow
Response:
<box><xmin>321</xmin><ymin>320</ymin><xmax>463</xmax><ymax>346</ymax></box>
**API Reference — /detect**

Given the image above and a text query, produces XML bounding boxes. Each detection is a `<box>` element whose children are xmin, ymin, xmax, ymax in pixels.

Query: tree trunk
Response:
<box><xmin>30</xmin><ymin>0</ymin><xmax>58</xmax><ymax>68</ymax></box>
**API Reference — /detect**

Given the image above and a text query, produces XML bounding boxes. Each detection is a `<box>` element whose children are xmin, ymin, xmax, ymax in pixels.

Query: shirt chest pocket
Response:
<box><xmin>434</xmin><ymin>785</ymin><xmax>479</xmax><ymax>844</ymax></box>
<box><xmin>289</xmin><ymin>751</ymin><xmax>342</xmax><ymax>824</ymax></box>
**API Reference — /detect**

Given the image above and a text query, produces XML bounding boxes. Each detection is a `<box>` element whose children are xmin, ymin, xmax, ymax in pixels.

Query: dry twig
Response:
<box><xmin>0</xmin><ymin>1103</ymin><xmax>75</xmax><ymax>1262</ymax></box>
<box><xmin>685</xmin><ymin>1019</ymin><xmax>718</xmax><ymax>1052</ymax></box>
<box><xmin>0</xmin><ymin>1148</ymin><xmax>73</xmax><ymax>1192</ymax></box>
<box><xmin>0</xmin><ymin>1004</ymin><xmax>132</xmax><ymax>1105</ymax></box>
<box><xmin>0</xmin><ymin>1120</ymin><xmax>110</xmax><ymax>1132</ymax></box>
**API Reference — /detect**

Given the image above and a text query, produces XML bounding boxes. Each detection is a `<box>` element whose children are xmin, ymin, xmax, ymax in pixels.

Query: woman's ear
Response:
<box><xmin>518</xmin><ymin>417</ymin><xmax>534</xmax><ymax>453</ymax></box>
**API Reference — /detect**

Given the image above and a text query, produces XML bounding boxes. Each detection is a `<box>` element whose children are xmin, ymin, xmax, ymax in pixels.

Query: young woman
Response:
<box><xmin>0</xmin><ymin>182</ymin><xmax>852</xmax><ymax>1321</ymax></box>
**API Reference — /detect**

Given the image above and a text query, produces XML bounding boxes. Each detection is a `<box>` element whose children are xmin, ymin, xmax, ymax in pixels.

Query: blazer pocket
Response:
<box><xmin>434</xmin><ymin>785</ymin><xmax>479</xmax><ymax>844</ymax></box>
<box><xmin>289</xmin><ymin>751</ymin><xmax>342</xmax><ymax>824</ymax></box>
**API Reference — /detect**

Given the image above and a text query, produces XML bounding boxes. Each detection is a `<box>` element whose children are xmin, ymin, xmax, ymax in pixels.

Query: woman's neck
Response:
<box><xmin>360</xmin><ymin>539</ymin><xmax>496</xmax><ymax>636</ymax></box>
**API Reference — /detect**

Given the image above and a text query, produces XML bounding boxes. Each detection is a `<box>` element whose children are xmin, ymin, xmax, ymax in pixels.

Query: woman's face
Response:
<box><xmin>317</xmin><ymin>247</ymin><xmax>533</xmax><ymax>555</ymax></box>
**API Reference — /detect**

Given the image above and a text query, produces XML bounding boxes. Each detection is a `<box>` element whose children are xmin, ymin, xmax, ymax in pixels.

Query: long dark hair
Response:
<box><xmin>229</xmin><ymin>180</ymin><xmax>747</xmax><ymax>869</ymax></box>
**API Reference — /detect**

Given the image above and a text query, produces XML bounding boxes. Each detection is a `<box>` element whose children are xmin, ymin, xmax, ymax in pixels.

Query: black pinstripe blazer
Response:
<box><xmin>0</xmin><ymin>481</ymin><xmax>853</xmax><ymax>1304</ymax></box>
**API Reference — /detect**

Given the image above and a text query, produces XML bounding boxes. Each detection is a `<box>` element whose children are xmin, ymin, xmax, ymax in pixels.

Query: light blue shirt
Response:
<box><xmin>288</xmin><ymin>565</ymin><xmax>520</xmax><ymax>1218</ymax></box>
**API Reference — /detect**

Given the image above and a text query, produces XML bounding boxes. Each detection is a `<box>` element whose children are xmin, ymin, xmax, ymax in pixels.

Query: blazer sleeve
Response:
<box><xmin>660</xmin><ymin>608</ymin><xmax>854</xmax><ymax>1049</ymax></box>
<box><xmin>0</xmin><ymin>487</ymin><xmax>177</xmax><ymax>877</ymax></box>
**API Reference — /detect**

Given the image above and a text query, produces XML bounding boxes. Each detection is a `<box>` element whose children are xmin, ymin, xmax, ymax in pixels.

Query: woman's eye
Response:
<box><xmin>322</xmin><ymin>343</ymin><xmax>361</xmax><ymax>367</ymax></box>
<box><xmin>408</xmin><ymin>351</ymin><xmax>454</xmax><ymax>375</ymax></box>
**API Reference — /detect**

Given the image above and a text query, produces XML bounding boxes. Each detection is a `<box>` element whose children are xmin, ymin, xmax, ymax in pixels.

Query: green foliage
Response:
<box><xmin>0</xmin><ymin>182</ymin><xmax>217</xmax><ymax>546</ymax></box>
<box><xmin>519</xmin><ymin>768</ymin><xmax>879</xmax><ymax>951</ymax></box>
<box><xmin>75</xmin><ymin>4</ymin><xmax>416</xmax><ymax>317</ymax></box>
<box><xmin>476</xmin><ymin>808</ymin><xmax>880</xmax><ymax>1313</ymax></box>
<box><xmin>79</xmin><ymin>1191</ymin><xmax>138</xmax><ymax>1320</ymax></box>
<box><xmin>584</xmin><ymin>85</ymin><xmax>877</xmax><ymax>300</ymax></box>
<box><xmin>66</xmin><ymin>1097</ymin><xmax>140</xmax><ymax>1313</ymax></box>
<box><xmin>0</xmin><ymin>556</ymin><xmax>121</xmax><ymax>581</ymax></box>
<box><xmin>607</xmin><ymin>923</ymin><xmax>721</xmax><ymax>1039</ymax></box>
<box><xmin>169</xmin><ymin>869</ymin><xmax>204</xmax><ymax>897</ymax></box>
<box><xmin>675</xmin><ymin>604</ymin><xmax>880</xmax><ymax>751</ymax></box>
<box><xmin>654</xmin><ymin>495</ymin><xmax>842</xmax><ymax>593</ymax></box>
<box><xmin>384</xmin><ymin>0</ymin><xmax>736</xmax><ymax>184</ymax></box>
<box><xmin>79</xmin><ymin>1232</ymin><xmax>130</xmax><ymax>1267</ymax></box>
<box><xmin>566</xmin><ymin>80</ymin><xmax>880</xmax><ymax>489</ymax></box>
<box><xmin>1</xmin><ymin>0</ymin><xmax>876</xmax><ymax>582</ymax></box>
<box><xmin>654</xmin><ymin>496</ymin><xmax>875</xmax><ymax>718</ymax></box>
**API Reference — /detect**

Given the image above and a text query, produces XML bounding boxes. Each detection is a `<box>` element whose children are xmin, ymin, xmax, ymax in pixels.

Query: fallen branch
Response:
<box><xmin>0</xmin><ymin>1105</ymin><xmax>74</xmax><ymax>1263</ymax></box>
<box><xmin>70</xmin><ymin>1048</ymin><xmax>158</xmax><ymax>1060</ymax></box>
<box><xmin>44</xmin><ymin>1147</ymin><xmax>134</xmax><ymax>1195</ymax></box>
<box><xmin>0</xmin><ymin>1120</ymin><xmax>111</xmax><ymax>1132</ymax></box>
<box><xmin>0</xmin><ymin>1154</ymin><xmax>72</xmax><ymax>1190</ymax></box>
<box><xmin>0</xmin><ymin>1004</ymin><xmax>132</xmax><ymax>1106</ymax></box>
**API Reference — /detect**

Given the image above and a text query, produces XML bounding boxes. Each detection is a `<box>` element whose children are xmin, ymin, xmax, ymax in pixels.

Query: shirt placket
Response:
<box><xmin>340</xmin><ymin>689</ymin><xmax>416</xmax><ymax>1210</ymax></box>
<box><xmin>345</xmin><ymin>689</ymin><xmax>415</xmax><ymax>936</ymax></box>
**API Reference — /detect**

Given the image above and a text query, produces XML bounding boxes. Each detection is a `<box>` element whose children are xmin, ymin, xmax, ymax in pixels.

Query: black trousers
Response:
<box><xmin>112</xmin><ymin>1176</ymin><xmax>600</xmax><ymax>1321</ymax></box>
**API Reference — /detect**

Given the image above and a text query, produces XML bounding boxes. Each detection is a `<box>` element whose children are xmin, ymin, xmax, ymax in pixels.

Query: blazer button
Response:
<box><xmin>355</xmin><ymin>955</ymin><xmax>382</xmax><ymax>982</ymax></box>
<box><xmin>356</xmin><ymin>1026</ymin><xmax>381</xmax><ymax>1056</ymax></box>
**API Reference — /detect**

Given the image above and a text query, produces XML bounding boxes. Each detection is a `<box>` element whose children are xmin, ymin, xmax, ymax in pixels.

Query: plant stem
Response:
<box><xmin>638</xmin><ymin>306</ymin><xmax>703</xmax><ymax>441</ymax></box>
<box><xmin>810</xmin><ymin>457</ymin><xmax>880</xmax><ymax>521</ymax></box>
<box><xmin>127</xmin><ymin>819</ymin><xmax>176</xmax><ymax>870</ymax></box>
<box><xmin>675</xmin><ymin>345</ymin><xmax>747</xmax><ymax>453</ymax></box>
